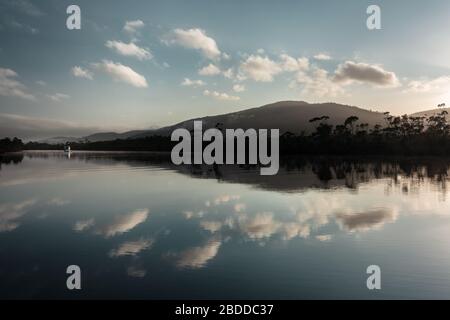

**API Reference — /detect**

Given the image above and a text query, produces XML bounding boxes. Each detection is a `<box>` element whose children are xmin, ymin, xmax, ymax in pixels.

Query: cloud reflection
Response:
<box><xmin>109</xmin><ymin>238</ymin><xmax>154</xmax><ymax>257</ymax></box>
<box><xmin>176</xmin><ymin>239</ymin><xmax>221</xmax><ymax>269</ymax></box>
<box><xmin>73</xmin><ymin>218</ymin><xmax>95</xmax><ymax>232</ymax></box>
<box><xmin>0</xmin><ymin>199</ymin><xmax>36</xmax><ymax>232</ymax></box>
<box><xmin>127</xmin><ymin>265</ymin><xmax>147</xmax><ymax>278</ymax></box>
<box><xmin>335</xmin><ymin>209</ymin><xmax>397</xmax><ymax>232</ymax></box>
<box><xmin>47</xmin><ymin>197</ymin><xmax>70</xmax><ymax>206</ymax></box>
<box><xmin>181</xmin><ymin>191</ymin><xmax>402</xmax><ymax>250</ymax></box>
<box><xmin>97</xmin><ymin>209</ymin><xmax>149</xmax><ymax>238</ymax></box>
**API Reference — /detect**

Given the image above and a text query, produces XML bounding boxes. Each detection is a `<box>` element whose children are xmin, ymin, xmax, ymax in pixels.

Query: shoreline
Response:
<box><xmin>4</xmin><ymin>150</ymin><xmax>450</xmax><ymax>161</ymax></box>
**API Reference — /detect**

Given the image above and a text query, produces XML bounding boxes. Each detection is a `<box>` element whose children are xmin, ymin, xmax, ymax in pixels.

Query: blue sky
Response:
<box><xmin>1</xmin><ymin>0</ymin><xmax>450</xmax><ymax>138</ymax></box>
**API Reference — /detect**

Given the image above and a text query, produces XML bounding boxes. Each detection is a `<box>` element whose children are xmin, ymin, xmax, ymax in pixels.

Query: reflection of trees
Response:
<box><xmin>0</xmin><ymin>153</ymin><xmax>24</xmax><ymax>171</ymax></box>
<box><xmin>21</xmin><ymin>151</ymin><xmax>450</xmax><ymax>194</ymax></box>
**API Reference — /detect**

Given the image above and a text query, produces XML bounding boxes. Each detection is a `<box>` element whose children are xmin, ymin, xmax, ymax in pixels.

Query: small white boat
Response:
<box><xmin>64</xmin><ymin>145</ymin><xmax>71</xmax><ymax>153</ymax></box>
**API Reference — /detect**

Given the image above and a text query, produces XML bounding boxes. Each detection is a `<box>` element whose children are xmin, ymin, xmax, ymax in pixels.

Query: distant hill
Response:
<box><xmin>410</xmin><ymin>107</ymin><xmax>450</xmax><ymax>119</ymax></box>
<box><xmin>38</xmin><ymin>136</ymin><xmax>84</xmax><ymax>144</ymax></box>
<box><xmin>133</xmin><ymin>101</ymin><xmax>388</xmax><ymax>138</ymax></box>
<box><xmin>83</xmin><ymin>130</ymin><xmax>147</xmax><ymax>142</ymax></box>
<box><xmin>42</xmin><ymin>101</ymin><xmax>450</xmax><ymax>144</ymax></box>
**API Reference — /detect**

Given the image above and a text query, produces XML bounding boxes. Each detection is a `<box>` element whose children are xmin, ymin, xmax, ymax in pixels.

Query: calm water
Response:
<box><xmin>1</xmin><ymin>151</ymin><xmax>450</xmax><ymax>299</ymax></box>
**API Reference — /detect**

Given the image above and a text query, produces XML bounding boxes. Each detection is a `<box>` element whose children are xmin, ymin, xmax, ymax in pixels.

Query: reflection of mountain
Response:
<box><xmin>21</xmin><ymin>152</ymin><xmax>450</xmax><ymax>193</ymax></box>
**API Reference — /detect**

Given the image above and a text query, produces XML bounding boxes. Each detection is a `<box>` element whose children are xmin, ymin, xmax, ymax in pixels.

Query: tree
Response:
<box><xmin>344</xmin><ymin>116</ymin><xmax>359</xmax><ymax>134</ymax></box>
<box><xmin>0</xmin><ymin>137</ymin><xmax>24</xmax><ymax>153</ymax></box>
<box><xmin>427</xmin><ymin>111</ymin><xmax>449</xmax><ymax>136</ymax></box>
<box><xmin>310</xmin><ymin>116</ymin><xmax>332</xmax><ymax>138</ymax></box>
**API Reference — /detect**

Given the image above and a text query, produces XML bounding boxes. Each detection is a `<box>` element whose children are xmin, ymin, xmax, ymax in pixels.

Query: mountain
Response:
<box><xmin>132</xmin><ymin>101</ymin><xmax>388</xmax><ymax>138</ymax></box>
<box><xmin>410</xmin><ymin>107</ymin><xmax>450</xmax><ymax>119</ymax></box>
<box><xmin>38</xmin><ymin>136</ymin><xmax>84</xmax><ymax>144</ymax></box>
<box><xmin>83</xmin><ymin>130</ymin><xmax>147</xmax><ymax>142</ymax></box>
<box><xmin>41</xmin><ymin>101</ymin><xmax>446</xmax><ymax>144</ymax></box>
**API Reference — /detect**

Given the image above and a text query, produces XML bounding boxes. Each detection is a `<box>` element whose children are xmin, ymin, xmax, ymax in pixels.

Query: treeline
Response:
<box><xmin>0</xmin><ymin>137</ymin><xmax>24</xmax><ymax>153</ymax></box>
<box><xmin>280</xmin><ymin>111</ymin><xmax>450</xmax><ymax>155</ymax></box>
<box><xmin>4</xmin><ymin>110</ymin><xmax>450</xmax><ymax>156</ymax></box>
<box><xmin>24</xmin><ymin>135</ymin><xmax>175</xmax><ymax>152</ymax></box>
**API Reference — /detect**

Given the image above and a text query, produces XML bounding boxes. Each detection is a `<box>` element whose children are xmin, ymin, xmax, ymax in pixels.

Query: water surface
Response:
<box><xmin>1</xmin><ymin>151</ymin><xmax>450</xmax><ymax>299</ymax></box>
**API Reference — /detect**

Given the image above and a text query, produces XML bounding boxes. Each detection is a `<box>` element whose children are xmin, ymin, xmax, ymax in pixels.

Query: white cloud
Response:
<box><xmin>290</xmin><ymin>60</ymin><xmax>399</xmax><ymax>97</ymax></box>
<box><xmin>403</xmin><ymin>76</ymin><xmax>450</xmax><ymax>93</ymax></box>
<box><xmin>47</xmin><ymin>93</ymin><xmax>70</xmax><ymax>102</ymax></box>
<box><xmin>223</xmin><ymin>68</ymin><xmax>234</xmax><ymax>79</ymax></box>
<box><xmin>181</xmin><ymin>78</ymin><xmax>205</xmax><ymax>87</ymax></box>
<box><xmin>166</xmin><ymin>28</ymin><xmax>221</xmax><ymax>59</ymax></box>
<box><xmin>279</xmin><ymin>54</ymin><xmax>309</xmax><ymax>72</ymax></box>
<box><xmin>198</xmin><ymin>63</ymin><xmax>221</xmax><ymax>76</ymax></box>
<box><xmin>94</xmin><ymin>60</ymin><xmax>148</xmax><ymax>88</ymax></box>
<box><xmin>232</xmin><ymin>84</ymin><xmax>245</xmax><ymax>92</ymax></box>
<box><xmin>0</xmin><ymin>67</ymin><xmax>35</xmax><ymax>100</ymax></box>
<box><xmin>238</xmin><ymin>54</ymin><xmax>309</xmax><ymax>83</ymax></box>
<box><xmin>295</xmin><ymin>68</ymin><xmax>345</xmax><ymax>97</ymax></box>
<box><xmin>71</xmin><ymin>66</ymin><xmax>93</xmax><ymax>80</ymax></box>
<box><xmin>314</xmin><ymin>53</ymin><xmax>332</xmax><ymax>61</ymax></box>
<box><xmin>123</xmin><ymin>20</ymin><xmax>145</xmax><ymax>34</ymax></box>
<box><xmin>239</xmin><ymin>55</ymin><xmax>282</xmax><ymax>82</ymax></box>
<box><xmin>105</xmin><ymin>40</ymin><xmax>152</xmax><ymax>61</ymax></box>
<box><xmin>334</xmin><ymin>61</ymin><xmax>399</xmax><ymax>87</ymax></box>
<box><xmin>203</xmin><ymin>90</ymin><xmax>240</xmax><ymax>101</ymax></box>
<box><xmin>222</xmin><ymin>52</ymin><xmax>231</xmax><ymax>60</ymax></box>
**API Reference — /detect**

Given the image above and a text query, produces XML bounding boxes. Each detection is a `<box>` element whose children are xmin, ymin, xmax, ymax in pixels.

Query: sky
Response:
<box><xmin>1</xmin><ymin>0</ymin><xmax>450</xmax><ymax>139</ymax></box>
